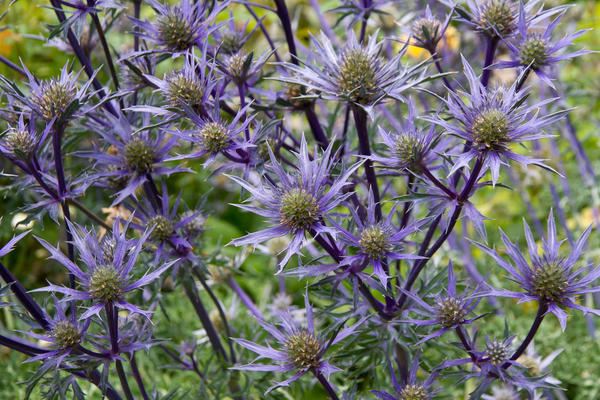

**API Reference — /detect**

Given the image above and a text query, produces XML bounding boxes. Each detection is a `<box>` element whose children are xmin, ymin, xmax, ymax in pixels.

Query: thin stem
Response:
<box><xmin>480</xmin><ymin>37</ymin><xmax>498</xmax><ymax>88</ymax></box>
<box><xmin>182</xmin><ymin>271</ymin><xmax>229</xmax><ymax>361</ymax></box>
<box><xmin>304</xmin><ymin>105</ymin><xmax>329</xmax><ymax>148</ymax></box>
<box><xmin>115</xmin><ymin>360</ymin><xmax>135</xmax><ymax>400</ymax></box>
<box><xmin>237</xmin><ymin>83</ymin><xmax>249</xmax><ymax>141</ymax></box>
<box><xmin>244</xmin><ymin>4</ymin><xmax>282</xmax><ymax>63</ymax></box>
<box><xmin>352</xmin><ymin>105</ymin><xmax>381</xmax><ymax>220</ymax></box>
<box><xmin>358</xmin><ymin>0</ymin><xmax>371</xmax><ymax>43</ymax></box>
<box><xmin>52</xmin><ymin>124</ymin><xmax>77</xmax><ymax>308</ymax></box>
<box><xmin>129</xmin><ymin>353</ymin><xmax>150</xmax><ymax>400</ymax></box>
<box><xmin>90</xmin><ymin>13</ymin><xmax>120</xmax><ymax>92</ymax></box>
<box><xmin>0</xmin><ymin>54</ymin><xmax>26</xmax><ymax>76</ymax></box>
<box><xmin>192</xmin><ymin>266</ymin><xmax>236</xmax><ymax>362</ymax></box>
<box><xmin>133</xmin><ymin>0</ymin><xmax>142</xmax><ymax>52</ymax></box>
<box><xmin>399</xmin><ymin>175</ymin><xmax>415</xmax><ymax>229</ymax></box>
<box><xmin>228</xmin><ymin>278</ymin><xmax>265</xmax><ymax>320</ymax></box>
<box><xmin>434</xmin><ymin>58</ymin><xmax>453</xmax><ymax>90</ymax></box>
<box><xmin>398</xmin><ymin>156</ymin><xmax>484</xmax><ymax>308</ymax></box>
<box><xmin>504</xmin><ymin>302</ymin><xmax>548</xmax><ymax>368</ymax></box>
<box><xmin>272</xmin><ymin>0</ymin><xmax>298</xmax><ymax>64</ymax></box>
<box><xmin>271</xmin><ymin>0</ymin><xmax>329</xmax><ymax>149</ymax></box>
<box><xmin>0</xmin><ymin>261</ymin><xmax>50</xmax><ymax>329</ymax></box>
<box><xmin>105</xmin><ymin>303</ymin><xmax>119</xmax><ymax>354</ymax></box>
<box><xmin>48</xmin><ymin>0</ymin><xmax>117</xmax><ymax>116</ymax></box>
<box><xmin>313</xmin><ymin>369</ymin><xmax>340</xmax><ymax>400</ymax></box>
<box><xmin>67</xmin><ymin>198</ymin><xmax>112</xmax><ymax>230</ymax></box>
<box><xmin>420</xmin><ymin>165</ymin><xmax>457</xmax><ymax>198</ymax></box>
<box><xmin>455</xmin><ymin>326</ymin><xmax>478</xmax><ymax>364</ymax></box>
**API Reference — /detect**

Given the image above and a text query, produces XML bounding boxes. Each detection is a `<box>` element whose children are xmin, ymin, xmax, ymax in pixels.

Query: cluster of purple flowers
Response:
<box><xmin>0</xmin><ymin>0</ymin><xmax>596</xmax><ymax>398</ymax></box>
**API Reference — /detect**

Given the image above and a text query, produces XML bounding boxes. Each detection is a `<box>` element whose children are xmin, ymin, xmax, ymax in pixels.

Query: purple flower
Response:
<box><xmin>0</xmin><ymin>114</ymin><xmax>53</xmax><ymax>163</ymax></box>
<box><xmin>372</xmin><ymin>351</ymin><xmax>438</xmax><ymax>400</ymax></box>
<box><xmin>213</xmin><ymin>14</ymin><xmax>257</xmax><ymax>55</ymax></box>
<box><xmin>330</xmin><ymin>189</ymin><xmax>426</xmax><ymax>285</ymax></box>
<box><xmin>125</xmin><ymin>180</ymin><xmax>194</xmax><ymax>262</ymax></box>
<box><xmin>408</xmin><ymin>5</ymin><xmax>453</xmax><ymax>54</ymax></box>
<box><xmin>32</xmin><ymin>219</ymin><xmax>175</xmax><ymax>320</ymax></box>
<box><xmin>218</xmin><ymin>50</ymin><xmax>273</xmax><ymax>87</ymax></box>
<box><xmin>425</xmin><ymin>56</ymin><xmax>567</xmax><ymax>185</ymax></box>
<box><xmin>471</xmin><ymin>210</ymin><xmax>599</xmax><ymax>331</ymax></box>
<box><xmin>231</xmin><ymin>290</ymin><xmax>364</xmax><ymax>393</ymax></box>
<box><xmin>278</xmin><ymin>30</ymin><xmax>428</xmax><ymax>108</ymax></box>
<box><xmin>228</xmin><ymin>135</ymin><xmax>362</xmax><ymax>270</ymax></box>
<box><xmin>81</xmin><ymin>111</ymin><xmax>186</xmax><ymax>205</ymax></box>
<box><xmin>23</xmin><ymin>297</ymin><xmax>89</xmax><ymax>366</ymax></box>
<box><xmin>140</xmin><ymin>50</ymin><xmax>219</xmax><ymax>116</ymax></box>
<box><xmin>129</xmin><ymin>0</ymin><xmax>224</xmax><ymax>56</ymax></box>
<box><xmin>458</xmin><ymin>0</ymin><xmax>520</xmax><ymax>38</ymax></box>
<box><xmin>492</xmin><ymin>2</ymin><xmax>591</xmax><ymax>88</ymax></box>
<box><xmin>400</xmin><ymin>262</ymin><xmax>484</xmax><ymax>344</ymax></box>
<box><xmin>1</xmin><ymin>62</ymin><xmax>98</xmax><ymax>123</ymax></box>
<box><xmin>167</xmin><ymin>101</ymin><xmax>255</xmax><ymax>166</ymax></box>
<box><xmin>371</xmin><ymin>99</ymin><xmax>439</xmax><ymax>172</ymax></box>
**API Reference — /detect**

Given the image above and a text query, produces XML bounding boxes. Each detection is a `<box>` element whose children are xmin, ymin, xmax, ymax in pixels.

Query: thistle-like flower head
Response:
<box><xmin>400</xmin><ymin>262</ymin><xmax>484</xmax><ymax>344</ymax></box>
<box><xmin>126</xmin><ymin>180</ymin><xmax>194</xmax><ymax>261</ymax></box>
<box><xmin>32</xmin><ymin>219</ymin><xmax>175</xmax><ymax>320</ymax></box>
<box><xmin>228</xmin><ymin>135</ymin><xmax>362</xmax><ymax>270</ymax></box>
<box><xmin>472</xmin><ymin>210</ymin><xmax>600</xmax><ymax>331</ymax></box>
<box><xmin>81</xmin><ymin>112</ymin><xmax>185</xmax><ymax>205</ymax></box>
<box><xmin>143</xmin><ymin>50</ymin><xmax>219</xmax><ymax>115</ymax></box>
<box><xmin>0</xmin><ymin>115</ymin><xmax>51</xmax><ymax>162</ymax></box>
<box><xmin>167</xmin><ymin>101</ymin><xmax>254</xmax><ymax>166</ymax></box>
<box><xmin>1</xmin><ymin>62</ymin><xmax>97</xmax><ymax>123</ymax></box>
<box><xmin>425</xmin><ymin>57</ymin><xmax>567</xmax><ymax>185</ymax></box>
<box><xmin>492</xmin><ymin>2</ymin><xmax>591</xmax><ymax>88</ymax></box>
<box><xmin>23</xmin><ymin>298</ymin><xmax>90</xmax><ymax>366</ymax></box>
<box><xmin>279</xmin><ymin>31</ymin><xmax>427</xmax><ymax>107</ymax></box>
<box><xmin>409</xmin><ymin>5</ymin><xmax>453</xmax><ymax>53</ymax></box>
<box><xmin>232</xmin><ymin>290</ymin><xmax>364</xmax><ymax>393</ymax></box>
<box><xmin>331</xmin><ymin>189</ymin><xmax>426</xmax><ymax>285</ymax></box>
<box><xmin>372</xmin><ymin>99</ymin><xmax>439</xmax><ymax>172</ymax></box>
<box><xmin>372</xmin><ymin>351</ymin><xmax>438</xmax><ymax>400</ymax></box>
<box><xmin>130</xmin><ymin>0</ymin><xmax>225</xmax><ymax>55</ymax></box>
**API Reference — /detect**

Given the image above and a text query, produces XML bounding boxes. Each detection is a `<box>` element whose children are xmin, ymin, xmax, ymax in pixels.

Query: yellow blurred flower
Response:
<box><xmin>399</xmin><ymin>25</ymin><xmax>461</xmax><ymax>60</ymax></box>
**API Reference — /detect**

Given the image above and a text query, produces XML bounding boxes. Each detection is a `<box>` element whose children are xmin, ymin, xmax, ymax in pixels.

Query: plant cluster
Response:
<box><xmin>0</xmin><ymin>0</ymin><xmax>597</xmax><ymax>398</ymax></box>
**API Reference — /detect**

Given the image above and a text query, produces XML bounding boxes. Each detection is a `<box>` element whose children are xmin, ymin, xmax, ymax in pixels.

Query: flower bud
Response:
<box><xmin>158</xmin><ymin>11</ymin><xmax>194</xmax><ymax>51</ymax></box>
<box><xmin>279</xmin><ymin>188</ymin><xmax>321</xmax><ymax>230</ymax></box>
<box><xmin>147</xmin><ymin>215</ymin><xmax>175</xmax><ymax>242</ymax></box>
<box><xmin>124</xmin><ymin>138</ymin><xmax>157</xmax><ymax>173</ymax></box>
<box><xmin>51</xmin><ymin>320</ymin><xmax>82</xmax><ymax>349</ymax></box>
<box><xmin>89</xmin><ymin>265</ymin><xmax>123</xmax><ymax>303</ymax></box>
<box><xmin>31</xmin><ymin>80</ymin><xmax>75</xmax><ymax>121</ymax></box>
<box><xmin>285</xmin><ymin>330</ymin><xmax>322</xmax><ymax>369</ymax></box>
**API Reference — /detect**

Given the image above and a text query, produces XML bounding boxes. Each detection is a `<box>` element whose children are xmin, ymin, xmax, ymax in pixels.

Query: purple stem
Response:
<box><xmin>398</xmin><ymin>155</ymin><xmax>484</xmax><ymax>308</ymax></box>
<box><xmin>0</xmin><ymin>54</ymin><xmax>26</xmax><ymax>76</ymax></box>
<box><xmin>244</xmin><ymin>4</ymin><xmax>282</xmax><ymax>63</ymax></box>
<box><xmin>129</xmin><ymin>353</ymin><xmax>150</xmax><ymax>400</ymax></box>
<box><xmin>480</xmin><ymin>37</ymin><xmax>498</xmax><ymax>87</ymax></box>
<box><xmin>182</xmin><ymin>272</ymin><xmax>229</xmax><ymax>361</ymax></box>
<box><xmin>228</xmin><ymin>278</ymin><xmax>265</xmax><ymax>320</ymax></box>
<box><xmin>504</xmin><ymin>302</ymin><xmax>548</xmax><ymax>368</ymax></box>
<box><xmin>455</xmin><ymin>326</ymin><xmax>479</xmax><ymax>364</ymax></box>
<box><xmin>421</xmin><ymin>165</ymin><xmax>457</xmax><ymax>198</ymax></box>
<box><xmin>48</xmin><ymin>0</ymin><xmax>117</xmax><ymax>116</ymax></box>
<box><xmin>358</xmin><ymin>0</ymin><xmax>372</xmax><ymax>43</ymax></box>
<box><xmin>0</xmin><ymin>261</ymin><xmax>50</xmax><ymax>329</ymax></box>
<box><xmin>313</xmin><ymin>369</ymin><xmax>340</xmax><ymax>400</ymax></box>
<box><xmin>352</xmin><ymin>105</ymin><xmax>382</xmax><ymax>221</ymax></box>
